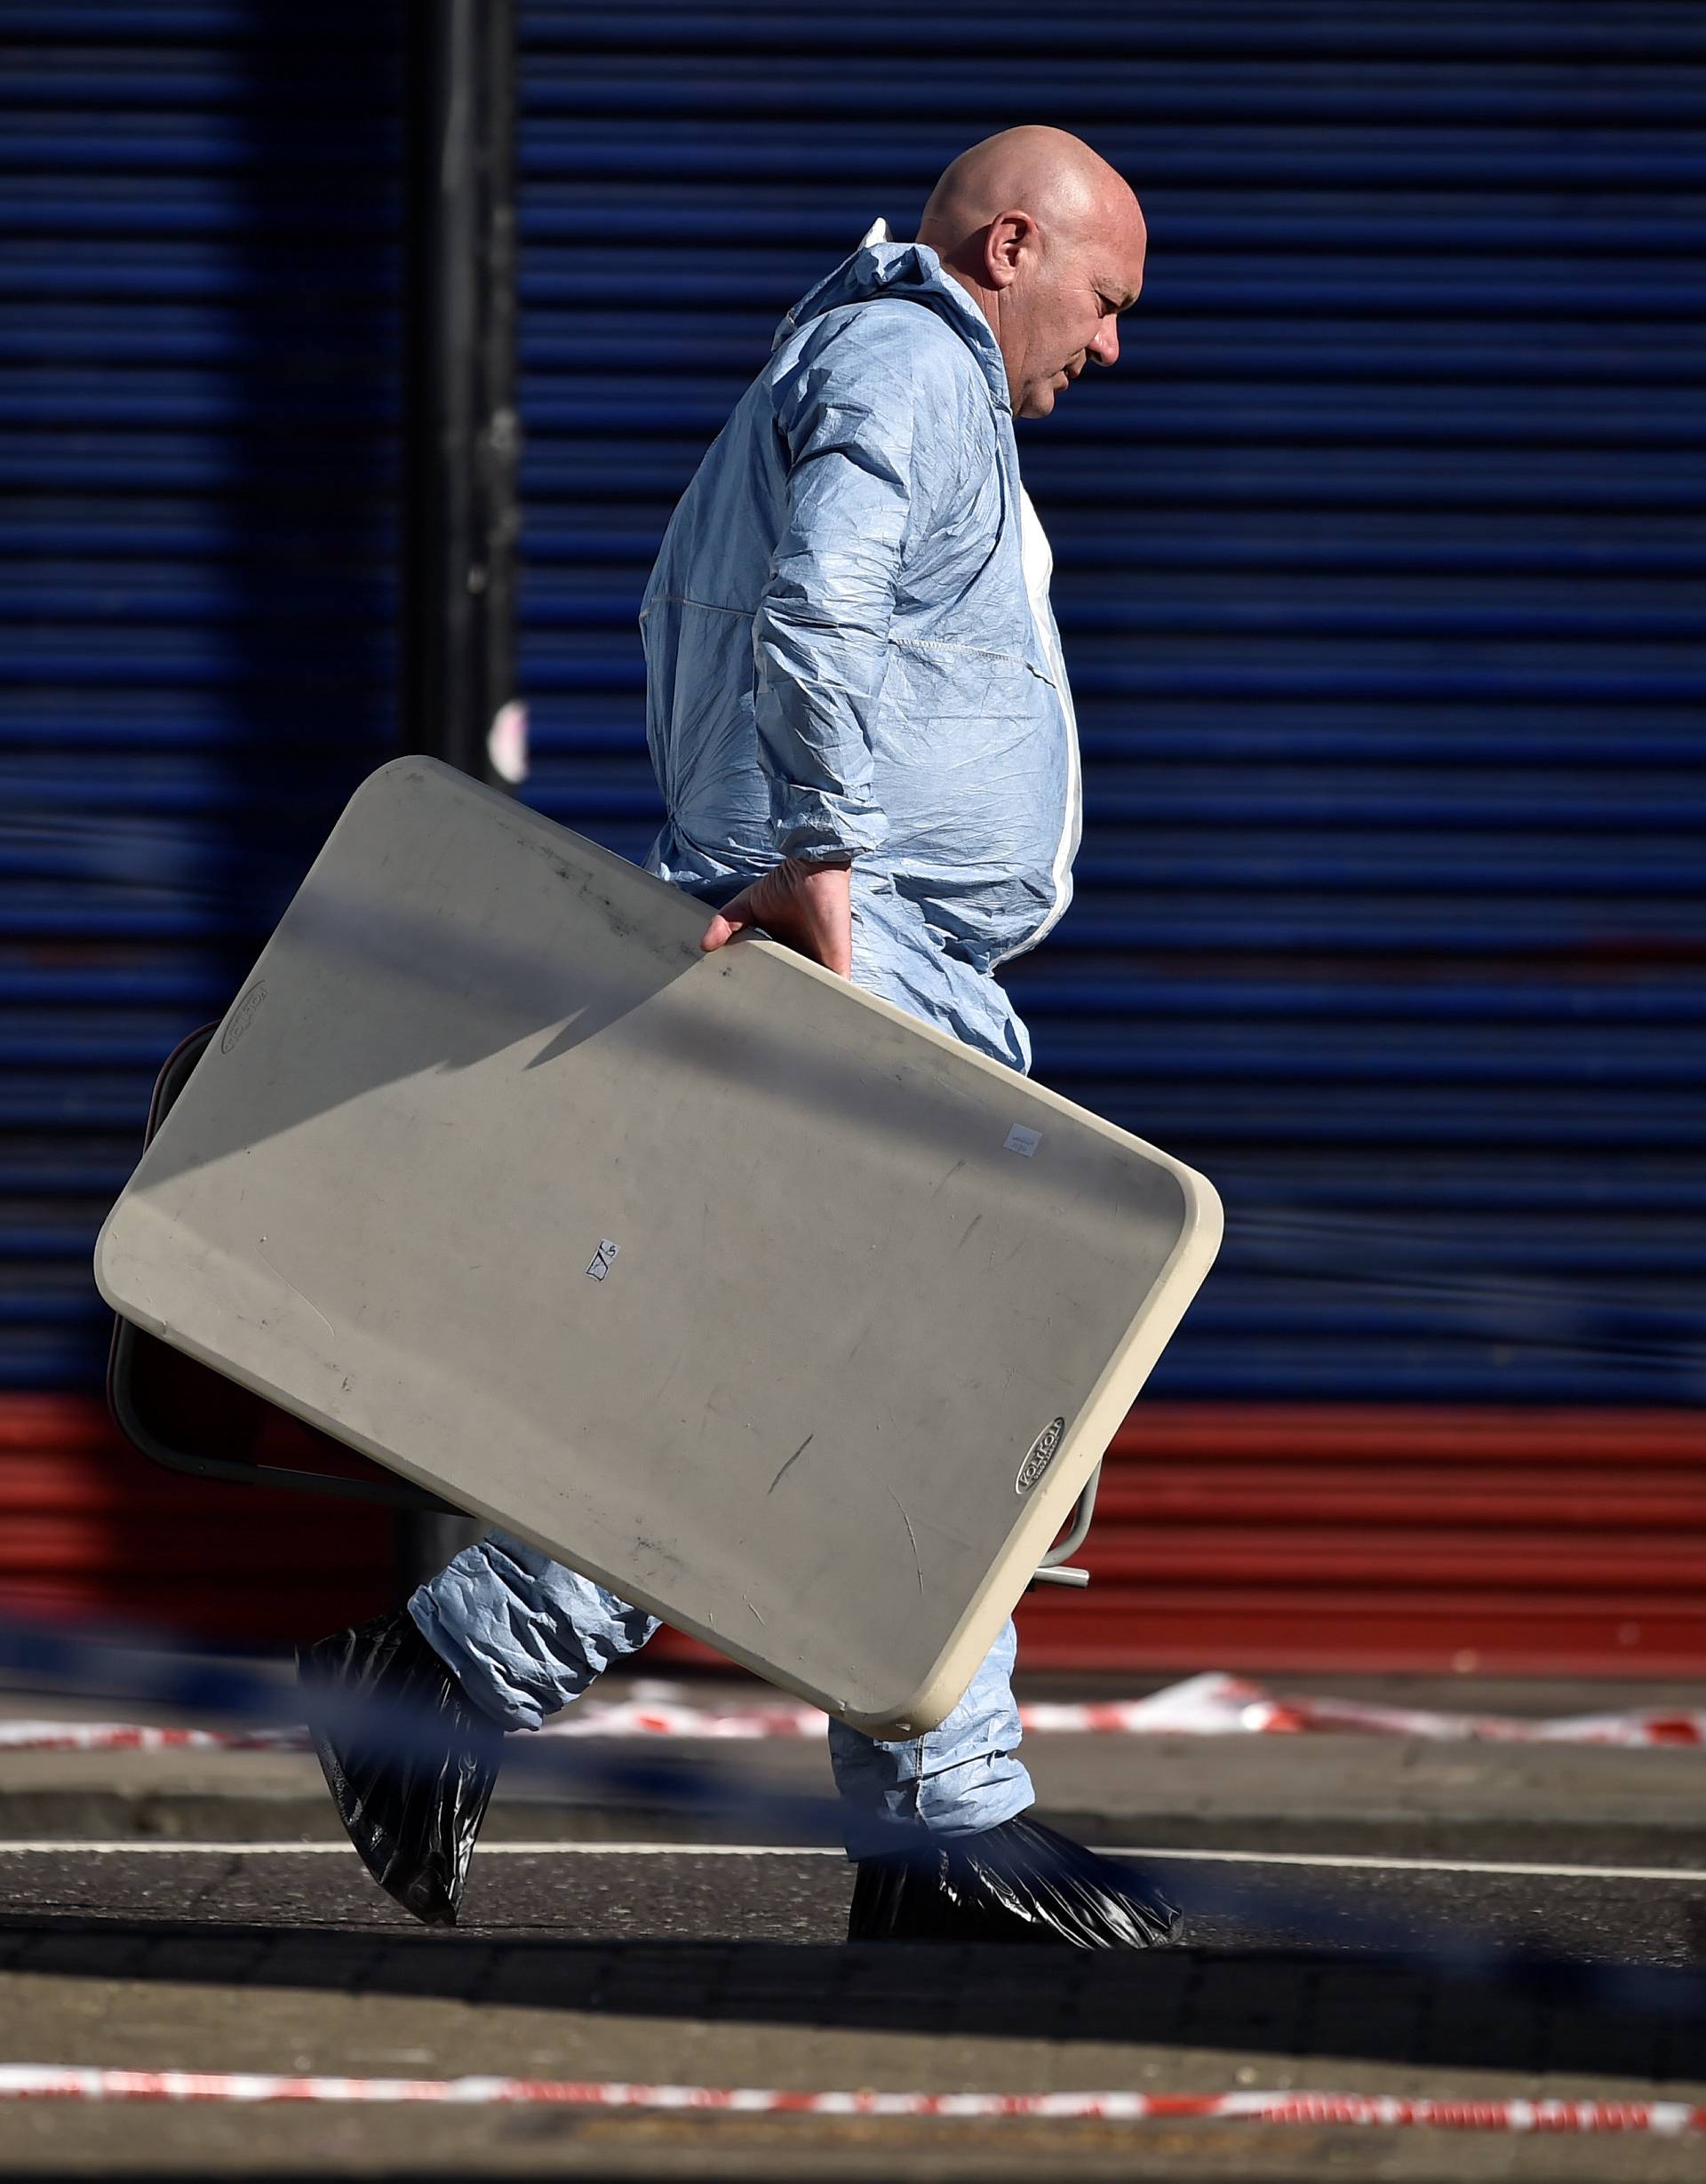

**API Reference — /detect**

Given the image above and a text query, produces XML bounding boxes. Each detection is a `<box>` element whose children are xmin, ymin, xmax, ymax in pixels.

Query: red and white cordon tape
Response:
<box><xmin>1092</xmin><ymin>1672</ymin><xmax>1706</xmax><ymax>1748</ymax></box>
<box><xmin>0</xmin><ymin>1723</ymin><xmax>304</xmax><ymax>1756</ymax></box>
<box><xmin>0</xmin><ymin>2067</ymin><xmax>1699</xmax><ymax>2132</ymax></box>
<box><xmin>4</xmin><ymin>1671</ymin><xmax>1703</xmax><ymax>1753</ymax></box>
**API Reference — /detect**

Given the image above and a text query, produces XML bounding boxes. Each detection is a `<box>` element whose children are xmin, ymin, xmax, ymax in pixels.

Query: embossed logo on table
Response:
<box><xmin>1016</xmin><ymin>1415</ymin><xmax>1066</xmax><ymax>1494</ymax></box>
<box><xmin>220</xmin><ymin>984</ymin><xmax>267</xmax><ymax>1054</ymax></box>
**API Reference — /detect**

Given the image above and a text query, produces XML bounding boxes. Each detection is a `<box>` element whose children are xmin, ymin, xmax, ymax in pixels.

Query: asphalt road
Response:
<box><xmin>2</xmin><ymin>1839</ymin><xmax>1705</xmax><ymax>1965</ymax></box>
<box><xmin>3</xmin><ymin>1842</ymin><xmax>1705</xmax><ymax>2180</ymax></box>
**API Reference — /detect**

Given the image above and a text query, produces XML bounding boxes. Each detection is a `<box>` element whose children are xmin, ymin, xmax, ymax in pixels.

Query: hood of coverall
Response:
<box><xmin>771</xmin><ymin>233</ymin><xmax>1014</xmax><ymax>416</ymax></box>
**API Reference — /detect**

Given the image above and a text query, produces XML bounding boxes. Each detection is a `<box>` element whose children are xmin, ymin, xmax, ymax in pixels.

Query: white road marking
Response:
<box><xmin>0</xmin><ymin>1840</ymin><xmax>1700</xmax><ymax>1884</ymax></box>
<box><xmin>0</xmin><ymin>1841</ymin><xmax>837</xmax><ymax>1859</ymax></box>
<box><xmin>1121</xmin><ymin>1845</ymin><xmax>1706</xmax><ymax>1885</ymax></box>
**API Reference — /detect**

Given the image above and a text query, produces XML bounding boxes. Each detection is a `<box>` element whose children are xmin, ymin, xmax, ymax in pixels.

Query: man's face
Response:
<box><xmin>1003</xmin><ymin>217</ymin><xmax>1145</xmax><ymax>421</ymax></box>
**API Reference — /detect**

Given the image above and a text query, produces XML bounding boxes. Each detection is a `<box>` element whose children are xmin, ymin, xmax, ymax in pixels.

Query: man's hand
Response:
<box><xmin>700</xmin><ymin>857</ymin><xmax>853</xmax><ymax>977</ymax></box>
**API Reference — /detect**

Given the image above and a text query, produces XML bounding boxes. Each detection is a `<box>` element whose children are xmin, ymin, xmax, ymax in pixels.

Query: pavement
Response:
<box><xmin>2</xmin><ymin>1667</ymin><xmax>1703</xmax><ymax>1864</ymax></box>
<box><xmin>0</xmin><ymin>1663</ymin><xmax>1702</xmax><ymax>2180</ymax></box>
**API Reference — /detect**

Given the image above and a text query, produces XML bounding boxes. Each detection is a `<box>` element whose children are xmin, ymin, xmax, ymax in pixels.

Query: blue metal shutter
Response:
<box><xmin>0</xmin><ymin>3</ymin><xmax>403</xmax><ymax>1635</ymax></box>
<box><xmin>5</xmin><ymin>3</ymin><xmax>1703</xmax><ymax>1665</ymax></box>
<box><xmin>514</xmin><ymin>1</ymin><xmax>1706</xmax><ymax>1413</ymax></box>
<box><xmin>2</xmin><ymin>0</ymin><xmax>403</xmax><ymax>1392</ymax></box>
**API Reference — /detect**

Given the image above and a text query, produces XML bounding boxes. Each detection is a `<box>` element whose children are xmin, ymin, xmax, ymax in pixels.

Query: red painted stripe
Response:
<box><xmin>10</xmin><ymin>1395</ymin><xmax>1706</xmax><ymax>1671</ymax></box>
<box><xmin>0</xmin><ymin>1395</ymin><xmax>392</xmax><ymax>1646</ymax></box>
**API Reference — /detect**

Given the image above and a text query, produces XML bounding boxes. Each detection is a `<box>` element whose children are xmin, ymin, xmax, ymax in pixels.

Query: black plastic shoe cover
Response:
<box><xmin>847</xmin><ymin>1814</ymin><xmax>1183</xmax><ymax>1948</ymax></box>
<box><xmin>297</xmin><ymin>1608</ymin><xmax>502</xmax><ymax>1928</ymax></box>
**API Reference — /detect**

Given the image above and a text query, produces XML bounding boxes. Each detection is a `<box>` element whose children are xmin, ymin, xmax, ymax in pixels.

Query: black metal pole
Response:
<box><xmin>395</xmin><ymin>0</ymin><xmax>517</xmax><ymax>1590</ymax></box>
<box><xmin>399</xmin><ymin>0</ymin><xmax>518</xmax><ymax>786</ymax></box>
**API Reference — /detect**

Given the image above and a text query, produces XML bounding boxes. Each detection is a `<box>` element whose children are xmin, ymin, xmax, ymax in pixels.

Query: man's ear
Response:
<box><xmin>982</xmin><ymin>209</ymin><xmax>1036</xmax><ymax>291</ymax></box>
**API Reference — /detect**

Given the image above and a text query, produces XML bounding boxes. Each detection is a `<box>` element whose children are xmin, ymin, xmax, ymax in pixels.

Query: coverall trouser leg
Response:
<box><xmin>409</xmin><ymin>1529</ymin><xmax>1036</xmax><ymax>1858</ymax></box>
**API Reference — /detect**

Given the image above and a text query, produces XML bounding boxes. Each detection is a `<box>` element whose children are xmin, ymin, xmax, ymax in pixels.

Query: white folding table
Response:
<box><xmin>96</xmin><ymin>758</ymin><xmax>1221</xmax><ymax>1735</ymax></box>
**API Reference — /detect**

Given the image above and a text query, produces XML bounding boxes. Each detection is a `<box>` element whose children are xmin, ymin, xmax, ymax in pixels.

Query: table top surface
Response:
<box><xmin>97</xmin><ymin>759</ymin><xmax>1220</xmax><ymax>1734</ymax></box>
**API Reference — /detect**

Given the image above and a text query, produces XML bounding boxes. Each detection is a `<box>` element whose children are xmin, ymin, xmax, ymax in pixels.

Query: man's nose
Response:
<box><xmin>1088</xmin><ymin>319</ymin><xmax>1120</xmax><ymax>367</ymax></box>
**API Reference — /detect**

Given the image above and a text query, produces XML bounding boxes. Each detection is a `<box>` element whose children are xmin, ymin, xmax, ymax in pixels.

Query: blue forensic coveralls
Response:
<box><xmin>410</xmin><ymin>228</ymin><xmax>1083</xmax><ymax>1859</ymax></box>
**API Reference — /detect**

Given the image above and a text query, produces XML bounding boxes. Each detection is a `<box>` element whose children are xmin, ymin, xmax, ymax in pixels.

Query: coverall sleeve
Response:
<box><xmin>755</xmin><ymin>311</ymin><xmax>957</xmax><ymax>864</ymax></box>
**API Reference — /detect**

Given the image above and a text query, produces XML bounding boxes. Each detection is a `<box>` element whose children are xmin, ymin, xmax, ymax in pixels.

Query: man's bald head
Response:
<box><xmin>916</xmin><ymin>127</ymin><xmax>1145</xmax><ymax>419</ymax></box>
<box><xmin>920</xmin><ymin>126</ymin><xmax>1138</xmax><ymax>263</ymax></box>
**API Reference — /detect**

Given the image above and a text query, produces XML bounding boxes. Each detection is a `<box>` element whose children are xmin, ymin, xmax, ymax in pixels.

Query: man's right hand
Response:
<box><xmin>700</xmin><ymin>857</ymin><xmax>853</xmax><ymax>978</ymax></box>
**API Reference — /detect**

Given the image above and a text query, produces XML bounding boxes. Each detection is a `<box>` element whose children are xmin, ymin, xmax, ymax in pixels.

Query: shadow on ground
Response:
<box><xmin>3</xmin><ymin>1915</ymin><xmax>1702</xmax><ymax>2084</ymax></box>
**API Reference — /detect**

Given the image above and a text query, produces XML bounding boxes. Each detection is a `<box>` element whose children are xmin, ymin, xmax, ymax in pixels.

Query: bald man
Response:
<box><xmin>300</xmin><ymin>129</ymin><xmax>1176</xmax><ymax>1948</ymax></box>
